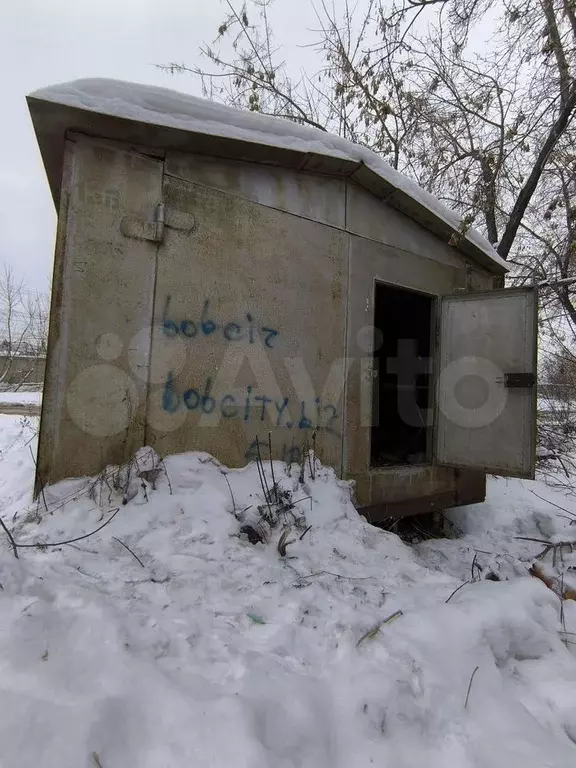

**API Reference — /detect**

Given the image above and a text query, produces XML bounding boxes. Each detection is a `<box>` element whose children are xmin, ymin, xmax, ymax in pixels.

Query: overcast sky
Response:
<box><xmin>0</xmin><ymin>0</ymin><xmax>319</xmax><ymax>294</ymax></box>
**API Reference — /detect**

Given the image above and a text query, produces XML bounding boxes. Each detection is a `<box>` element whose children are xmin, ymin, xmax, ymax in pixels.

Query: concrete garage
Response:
<box><xmin>27</xmin><ymin>79</ymin><xmax>537</xmax><ymax>519</ymax></box>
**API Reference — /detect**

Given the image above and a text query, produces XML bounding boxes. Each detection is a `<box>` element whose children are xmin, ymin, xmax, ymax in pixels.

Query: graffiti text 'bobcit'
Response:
<box><xmin>162</xmin><ymin>373</ymin><xmax>339</xmax><ymax>434</ymax></box>
<box><xmin>162</xmin><ymin>296</ymin><xmax>279</xmax><ymax>348</ymax></box>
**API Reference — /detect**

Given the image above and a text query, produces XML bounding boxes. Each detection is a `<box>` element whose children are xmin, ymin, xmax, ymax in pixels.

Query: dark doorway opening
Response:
<box><xmin>371</xmin><ymin>283</ymin><xmax>434</xmax><ymax>467</ymax></box>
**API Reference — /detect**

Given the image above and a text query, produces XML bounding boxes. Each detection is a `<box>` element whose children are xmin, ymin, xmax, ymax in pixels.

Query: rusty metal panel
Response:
<box><xmin>353</xmin><ymin>464</ymin><xmax>459</xmax><ymax>516</ymax></box>
<box><xmin>360</xmin><ymin>493</ymin><xmax>458</xmax><ymax>523</ymax></box>
<box><xmin>358</xmin><ymin>468</ymin><xmax>486</xmax><ymax>522</ymax></box>
<box><xmin>36</xmin><ymin>135</ymin><xmax>163</xmax><ymax>486</ymax></box>
<box><xmin>144</xmin><ymin>174</ymin><xmax>349</xmax><ymax>469</ymax></box>
<box><xmin>455</xmin><ymin>468</ymin><xmax>486</xmax><ymax>505</ymax></box>
<box><xmin>435</xmin><ymin>287</ymin><xmax>538</xmax><ymax>478</ymax></box>
<box><xmin>369</xmin><ymin>464</ymin><xmax>456</xmax><ymax>503</ymax></box>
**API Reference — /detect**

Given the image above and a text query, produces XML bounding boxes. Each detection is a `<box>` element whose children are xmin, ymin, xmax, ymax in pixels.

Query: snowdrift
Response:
<box><xmin>0</xmin><ymin>429</ymin><xmax>576</xmax><ymax>766</ymax></box>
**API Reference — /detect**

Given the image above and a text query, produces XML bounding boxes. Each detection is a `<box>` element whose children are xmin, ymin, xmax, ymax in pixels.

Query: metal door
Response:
<box><xmin>434</xmin><ymin>287</ymin><xmax>537</xmax><ymax>477</ymax></box>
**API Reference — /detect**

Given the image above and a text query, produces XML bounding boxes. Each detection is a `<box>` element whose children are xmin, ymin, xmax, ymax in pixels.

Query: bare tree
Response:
<box><xmin>165</xmin><ymin>0</ymin><xmax>576</xmax><ymax>267</ymax></box>
<box><xmin>316</xmin><ymin>0</ymin><xmax>576</xmax><ymax>262</ymax></box>
<box><xmin>163</xmin><ymin>0</ymin><xmax>334</xmax><ymax>130</ymax></box>
<box><xmin>0</xmin><ymin>265</ymin><xmax>48</xmax><ymax>388</ymax></box>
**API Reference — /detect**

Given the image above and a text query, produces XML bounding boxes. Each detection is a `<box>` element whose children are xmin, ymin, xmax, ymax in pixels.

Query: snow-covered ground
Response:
<box><xmin>0</xmin><ymin>390</ymin><xmax>42</xmax><ymax>405</ymax></box>
<box><xmin>1</xmin><ymin>414</ymin><xmax>576</xmax><ymax>766</ymax></box>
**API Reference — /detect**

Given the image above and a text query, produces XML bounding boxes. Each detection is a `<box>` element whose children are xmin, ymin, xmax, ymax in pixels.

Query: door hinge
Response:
<box><xmin>120</xmin><ymin>202</ymin><xmax>164</xmax><ymax>242</ymax></box>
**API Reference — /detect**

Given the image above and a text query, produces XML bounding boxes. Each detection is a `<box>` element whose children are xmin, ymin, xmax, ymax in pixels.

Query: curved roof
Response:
<box><xmin>27</xmin><ymin>78</ymin><xmax>507</xmax><ymax>274</ymax></box>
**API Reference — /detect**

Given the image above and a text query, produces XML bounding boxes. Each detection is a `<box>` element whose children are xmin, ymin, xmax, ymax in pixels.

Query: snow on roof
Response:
<box><xmin>28</xmin><ymin>78</ymin><xmax>508</xmax><ymax>273</ymax></box>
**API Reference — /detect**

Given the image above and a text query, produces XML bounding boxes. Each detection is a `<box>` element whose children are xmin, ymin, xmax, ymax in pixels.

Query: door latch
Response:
<box><xmin>120</xmin><ymin>202</ymin><xmax>164</xmax><ymax>242</ymax></box>
<box><xmin>504</xmin><ymin>372</ymin><xmax>536</xmax><ymax>388</ymax></box>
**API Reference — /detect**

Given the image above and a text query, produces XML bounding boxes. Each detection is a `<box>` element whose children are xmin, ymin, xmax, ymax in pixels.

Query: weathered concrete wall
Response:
<box><xmin>39</xmin><ymin>138</ymin><xmax>350</xmax><ymax>486</ymax></box>
<box><xmin>144</xmin><ymin>171</ymin><xmax>349</xmax><ymax>470</ymax></box>
<box><xmin>38</xmin><ymin>135</ymin><xmax>163</xmax><ymax>486</ymax></box>
<box><xmin>165</xmin><ymin>152</ymin><xmax>346</xmax><ymax>230</ymax></box>
<box><xmin>38</xmin><ymin>136</ymin><xmax>490</xmax><ymax>511</ymax></box>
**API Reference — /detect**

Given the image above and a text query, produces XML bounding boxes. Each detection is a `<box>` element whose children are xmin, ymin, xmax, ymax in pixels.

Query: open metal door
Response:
<box><xmin>434</xmin><ymin>286</ymin><xmax>537</xmax><ymax>478</ymax></box>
